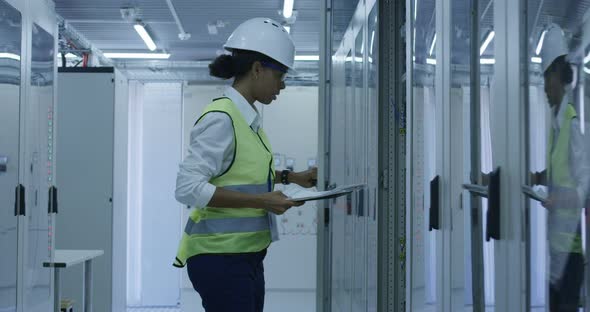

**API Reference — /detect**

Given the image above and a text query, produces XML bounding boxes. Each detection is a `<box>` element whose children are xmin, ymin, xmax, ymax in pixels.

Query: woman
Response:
<box><xmin>531</xmin><ymin>23</ymin><xmax>590</xmax><ymax>312</ymax></box>
<box><xmin>173</xmin><ymin>18</ymin><xmax>317</xmax><ymax>312</ymax></box>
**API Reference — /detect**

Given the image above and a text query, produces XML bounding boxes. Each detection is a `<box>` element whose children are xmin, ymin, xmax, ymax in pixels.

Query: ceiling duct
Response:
<box><xmin>57</xmin><ymin>15</ymin><xmax>111</xmax><ymax>66</ymax></box>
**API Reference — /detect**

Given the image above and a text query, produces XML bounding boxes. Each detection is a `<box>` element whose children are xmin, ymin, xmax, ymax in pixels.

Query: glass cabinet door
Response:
<box><xmin>329</xmin><ymin>1</ymin><xmax>359</xmax><ymax>311</ymax></box>
<box><xmin>24</xmin><ymin>23</ymin><xmax>54</xmax><ymax>312</ymax></box>
<box><xmin>366</xmin><ymin>4</ymin><xmax>379</xmax><ymax>311</ymax></box>
<box><xmin>408</xmin><ymin>0</ymin><xmax>439</xmax><ymax>310</ymax></box>
<box><xmin>0</xmin><ymin>1</ymin><xmax>21</xmax><ymax>310</ymax></box>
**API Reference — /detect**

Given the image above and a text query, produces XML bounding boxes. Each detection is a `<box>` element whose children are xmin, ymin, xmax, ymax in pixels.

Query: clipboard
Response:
<box><xmin>521</xmin><ymin>185</ymin><xmax>548</xmax><ymax>204</ymax></box>
<box><xmin>286</xmin><ymin>184</ymin><xmax>365</xmax><ymax>202</ymax></box>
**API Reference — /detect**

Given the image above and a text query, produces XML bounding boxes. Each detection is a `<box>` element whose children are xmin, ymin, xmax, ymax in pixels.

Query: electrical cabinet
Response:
<box><xmin>0</xmin><ymin>1</ymin><xmax>23</xmax><ymax>310</ymax></box>
<box><xmin>0</xmin><ymin>0</ymin><xmax>58</xmax><ymax>311</ymax></box>
<box><xmin>55</xmin><ymin>68</ymin><xmax>128</xmax><ymax>312</ymax></box>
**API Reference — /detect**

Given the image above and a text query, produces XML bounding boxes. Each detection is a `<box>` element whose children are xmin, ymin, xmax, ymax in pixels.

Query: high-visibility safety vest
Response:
<box><xmin>174</xmin><ymin>98</ymin><xmax>275</xmax><ymax>268</ymax></box>
<box><xmin>547</xmin><ymin>103</ymin><xmax>583</xmax><ymax>254</ymax></box>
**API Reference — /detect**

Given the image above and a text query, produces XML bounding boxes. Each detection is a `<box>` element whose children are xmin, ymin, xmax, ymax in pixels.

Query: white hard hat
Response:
<box><xmin>540</xmin><ymin>23</ymin><xmax>568</xmax><ymax>73</ymax></box>
<box><xmin>224</xmin><ymin>18</ymin><xmax>296</xmax><ymax>73</ymax></box>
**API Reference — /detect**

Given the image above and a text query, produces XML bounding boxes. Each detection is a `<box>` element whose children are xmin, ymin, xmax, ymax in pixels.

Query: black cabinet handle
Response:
<box><xmin>357</xmin><ymin>188</ymin><xmax>364</xmax><ymax>217</ymax></box>
<box><xmin>429</xmin><ymin>175</ymin><xmax>440</xmax><ymax>231</ymax></box>
<box><xmin>486</xmin><ymin>168</ymin><xmax>501</xmax><ymax>241</ymax></box>
<box><xmin>346</xmin><ymin>193</ymin><xmax>352</xmax><ymax>216</ymax></box>
<box><xmin>14</xmin><ymin>185</ymin><xmax>18</xmax><ymax>216</ymax></box>
<box><xmin>14</xmin><ymin>184</ymin><xmax>25</xmax><ymax>216</ymax></box>
<box><xmin>48</xmin><ymin>186</ymin><xmax>58</xmax><ymax>214</ymax></box>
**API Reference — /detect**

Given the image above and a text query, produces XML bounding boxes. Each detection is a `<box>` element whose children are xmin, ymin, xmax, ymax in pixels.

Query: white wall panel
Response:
<box><xmin>112</xmin><ymin>69</ymin><xmax>129</xmax><ymax>312</ymax></box>
<box><xmin>140</xmin><ymin>83</ymin><xmax>182</xmax><ymax>306</ymax></box>
<box><xmin>127</xmin><ymin>82</ymin><xmax>182</xmax><ymax>307</ymax></box>
<box><xmin>127</xmin><ymin>81</ymin><xmax>145</xmax><ymax>305</ymax></box>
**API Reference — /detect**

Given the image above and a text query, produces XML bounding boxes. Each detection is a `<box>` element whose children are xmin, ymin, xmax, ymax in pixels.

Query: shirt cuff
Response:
<box><xmin>196</xmin><ymin>183</ymin><xmax>217</xmax><ymax>208</ymax></box>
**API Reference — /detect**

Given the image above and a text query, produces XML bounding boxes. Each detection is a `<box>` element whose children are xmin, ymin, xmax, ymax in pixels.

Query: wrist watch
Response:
<box><xmin>281</xmin><ymin>169</ymin><xmax>291</xmax><ymax>185</ymax></box>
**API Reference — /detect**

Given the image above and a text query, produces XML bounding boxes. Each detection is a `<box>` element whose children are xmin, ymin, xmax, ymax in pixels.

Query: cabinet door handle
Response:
<box><xmin>486</xmin><ymin>168</ymin><xmax>501</xmax><ymax>241</ymax></box>
<box><xmin>48</xmin><ymin>186</ymin><xmax>58</xmax><ymax>214</ymax></box>
<box><xmin>429</xmin><ymin>176</ymin><xmax>440</xmax><ymax>231</ymax></box>
<box><xmin>0</xmin><ymin>155</ymin><xmax>7</xmax><ymax>172</ymax></box>
<box><xmin>14</xmin><ymin>184</ymin><xmax>25</xmax><ymax>216</ymax></box>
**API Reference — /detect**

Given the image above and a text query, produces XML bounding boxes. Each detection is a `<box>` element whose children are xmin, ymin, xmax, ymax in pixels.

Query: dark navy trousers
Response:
<box><xmin>186</xmin><ymin>249</ymin><xmax>267</xmax><ymax>312</ymax></box>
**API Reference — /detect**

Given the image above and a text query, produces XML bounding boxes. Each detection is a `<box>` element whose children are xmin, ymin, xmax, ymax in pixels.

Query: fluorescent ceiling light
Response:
<box><xmin>370</xmin><ymin>30</ymin><xmax>376</xmax><ymax>55</ymax></box>
<box><xmin>585</xmin><ymin>66</ymin><xmax>590</xmax><ymax>75</ymax></box>
<box><xmin>480</xmin><ymin>58</ymin><xmax>495</xmax><ymax>65</ymax></box>
<box><xmin>584</xmin><ymin>51</ymin><xmax>590</xmax><ymax>64</ymax></box>
<box><xmin>535</xmin><ymin>30</ymin><xmax>547</xmax><ymax>55</ymax></box>
<box><xmin>531</xmin><ymin>57</ymin><xmax>542</xmax><ymax>64</ymax></box>
<box><xmin>104</xmin><ymin>52</ymin><xmax>171</xmax><ymax>59</ymax></box>
<box><xmin>295</xmin><ymin>55</ymin><xmax>319</xmax><ymax>61</ymax></box>
<box><xmin>414</xmin><ymin>0</ymin><xmax>418</xmax><ymax>20</ymax></box>
<box><xmin>283</xmin><ymin>0</ymin><xmax>294</xmax><ymax>19</ymax></box>
<box><xmin>284</xmin><ymin>25</ymin><xmax>291</xmax><ymax>33</ymax></box>
<box><xmin>0</xmin><ymin>53</ymin><xmax>21</xmax><ymax>61</ymax></box>
<box><xmin>429</xmin><ymin>33</ymin><xmax>436</xmax><ymax>56</ymax></box>
<box><xmin>424</xmin><ymin>57</ymin><xmax>495</xmax><ymax>65</ymax></box>
<box><xmin>413</xmin><ymin>28</ymin><xmax>416</xmax><ymax>52</ymax></box>
<box><xmin>480</xmin><ymin>31</ymin><xmax>495</xmax><ymax>56</ymax></box>
<box><xmin>134</xmin><ymin>24</ymin><xmax>157</xmax><ymax>51</ymax></box>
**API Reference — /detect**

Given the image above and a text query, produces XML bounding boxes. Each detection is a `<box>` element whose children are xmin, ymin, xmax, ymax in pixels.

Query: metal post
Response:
<box><xmin>493</xmin><ymin>0</ymin><xmax>527</xmax><ymax>310</ymax></box>
<box><xmin>469</xmin><ymin>0</ymin><xmax>485</xmax><ymax>310</ymax></box>
<box><xmin>53</xmin><ymin>269</ymin><xmax>60</xmax><ymax>312</ymax></box>
<box><xmin>377</xmin><ymin>0</ymin><xmax>406</xmax><ymax>310</ymax></box>
<box><xmin>578</xmin><ymin>61</ymin><xmax>590</xmax><ymax>312</ymax></box>
<box><xmin>522</xmin><ymin>1</ymin><xmax>532</xmax><ymax>311</ymax></box>
<box><xmin>317</xmin><ymin>0</ymin><xmax>333</xmax><ymax>311</ymax></box>
<box><xmin>84</xmin><ymin>260</ymin><xmax>92</xmax><ymax>312</ymax></box>
<box><xmin>436</xmin><ymin>0</ymin><xmax>452</xmax><ymax>309</ymax></box>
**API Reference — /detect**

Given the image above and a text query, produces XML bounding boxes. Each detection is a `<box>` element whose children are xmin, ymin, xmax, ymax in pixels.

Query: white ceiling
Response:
<box><xmin>53</xmin><ymin>0</ymin><xmax>328</xmax><ymax>81</ymax></box>
<box><xmin>54</xmin><ymin>0</ymin><xmax>322</xmax><ymax>61</ymax></box>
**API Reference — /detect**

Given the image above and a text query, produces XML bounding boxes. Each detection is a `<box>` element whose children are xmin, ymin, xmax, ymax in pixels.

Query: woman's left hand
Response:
<box><xmin>292</xmin><ymin>167</ymin><xmax>318</xmax><ymax>188</ymax></box>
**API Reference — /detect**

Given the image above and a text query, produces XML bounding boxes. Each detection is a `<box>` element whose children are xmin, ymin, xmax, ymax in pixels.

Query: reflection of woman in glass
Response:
<box><xmin>531</xmin><ymin>24</ymin><xmax>590</xmax><ymax>312</ymax></box>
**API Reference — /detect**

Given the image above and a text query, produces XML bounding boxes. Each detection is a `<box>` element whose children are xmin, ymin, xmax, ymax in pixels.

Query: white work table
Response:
<box><xmin>43</xmin><ymin>249</ymin><xmax>104</xmax><ymax>312</ymax></box>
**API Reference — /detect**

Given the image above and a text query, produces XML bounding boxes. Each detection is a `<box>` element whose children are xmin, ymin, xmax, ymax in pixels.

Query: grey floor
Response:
<box><xmin>127</xmin><ymin>289</ymin><xmax>316</xmax><ymax>312</ymax></box>
<box><xmin>127</xmin><ymin>308</ymin><xmax>180</xmax><ymax>312</ymax></box>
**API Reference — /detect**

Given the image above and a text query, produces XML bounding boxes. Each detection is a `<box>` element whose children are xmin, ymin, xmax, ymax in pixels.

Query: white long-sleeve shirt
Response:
<box><xmin>552</xmin><ymin>97</ymin><xmax>590</xmax><ymax>203</ymax></box>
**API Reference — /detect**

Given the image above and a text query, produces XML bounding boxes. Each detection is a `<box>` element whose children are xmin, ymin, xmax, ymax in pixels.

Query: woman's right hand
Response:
<box><xmin>258</xmin><ymin>191</ymin><xmax>304</xmax><ymax>215</ymax></box>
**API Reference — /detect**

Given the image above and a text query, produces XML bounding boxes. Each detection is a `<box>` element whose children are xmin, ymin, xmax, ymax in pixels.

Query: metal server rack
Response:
<box><xmin>378</xmin><ymin>0</ymin><xmax>407</xmax><ymax>311</ymax></box>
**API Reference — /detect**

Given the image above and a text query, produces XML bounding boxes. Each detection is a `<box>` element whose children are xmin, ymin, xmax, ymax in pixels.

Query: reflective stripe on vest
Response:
<box><xmin>547</xmin><ymin>104</ymin><xmax>582</xmax><ymax>254</ymax></box>
<box><xmin>184</xmin><ymin>215</ymin><xmax>270</xmax><ymax>235</ymax></box>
